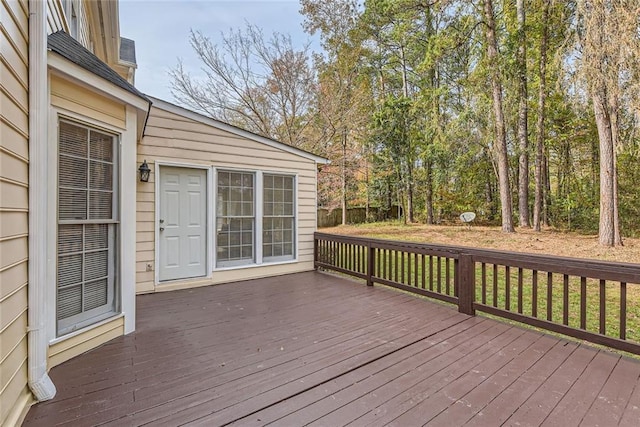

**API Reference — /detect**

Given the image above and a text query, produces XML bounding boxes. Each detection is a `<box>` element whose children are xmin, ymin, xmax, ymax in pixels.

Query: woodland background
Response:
<box><xmin>170</xmin><ymin>0</ymin><xmax>640</xmax><ymax>246</ymax></box>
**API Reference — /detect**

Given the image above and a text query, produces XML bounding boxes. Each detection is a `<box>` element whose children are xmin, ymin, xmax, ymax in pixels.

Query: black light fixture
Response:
<box><xmin>138</xmin><ymin>159</ymin><xmax>151</xmax><ymax>182</ymax></box>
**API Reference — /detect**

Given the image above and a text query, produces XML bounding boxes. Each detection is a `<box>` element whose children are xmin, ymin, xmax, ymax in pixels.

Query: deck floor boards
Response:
<box><xmin>23</xmin><ymin>271</ymin><xmax>640</xmax><ymax>426</ymax></box>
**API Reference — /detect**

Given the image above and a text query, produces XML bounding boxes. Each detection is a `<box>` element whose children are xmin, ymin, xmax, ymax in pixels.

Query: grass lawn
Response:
<box><xmin>318</xmin><ymin>221</ymin><xmax>640</xmax><ymax>349</ymax></box>
<box><xmin>321</xmin><ymin>221</ymin><xmax>640</xmax><ymax>264</ymax></box>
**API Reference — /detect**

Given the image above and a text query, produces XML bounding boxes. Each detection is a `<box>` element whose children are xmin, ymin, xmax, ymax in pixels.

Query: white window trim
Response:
<box><xmin>47</xmin><ymin>106</ymin><xmax>138</xmax><ymax>341</ymax></box>
<box><xmin>212</xmin><ymin>167</ymin><xmax>299</xmax><ymax>271</ymax></box>
<box><xmin>154</xmin><ymin>161</ymin><xmax>213</xmax><ymax>286</ymax></box>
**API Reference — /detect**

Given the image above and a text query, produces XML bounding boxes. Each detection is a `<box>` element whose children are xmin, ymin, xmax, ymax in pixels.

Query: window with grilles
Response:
<box><xmin>216</xmin><ymin>171</ymin><xmax>255</xmax><ymax>267</ymax></box>
<box><xmin>263</xmin><ymin>174</ymin><xmax>295</xmax><ymax>262</ymax></box>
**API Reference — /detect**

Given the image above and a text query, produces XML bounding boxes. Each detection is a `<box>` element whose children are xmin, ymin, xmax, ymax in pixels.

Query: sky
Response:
<box><xmin>119</xmin><ymin>0</ymin><xmax>317</xmax><ymax>102</ymax></box>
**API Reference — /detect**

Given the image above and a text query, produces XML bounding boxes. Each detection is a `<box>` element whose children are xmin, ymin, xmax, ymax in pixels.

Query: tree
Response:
<box><xmin>300</xmin><ymin>0</ymin><xmax>371</xmax><ymax>224</ymax></box>
<box><xmin>533</xmin><ymin>0</ymin><xmax>550</xmax><ymax>232</ymax></box>
<box><xmin>516</xmin><ymin>0</ymin><xmax>530</xmax><ymax>227</ymax></box>
<box><xmin>483</xmin><ymin>0</ymin><xmax>515</xmax><ymax>232</ymax></box>
<box><xmin>170</xmin><ymin>24</ymin><xmax>316</xmax><ymax>149</ymax></box>
<box><xmin>575</xmin><ymin>0</ymin><xmax>640</xmax><ymax>246</ymax></box>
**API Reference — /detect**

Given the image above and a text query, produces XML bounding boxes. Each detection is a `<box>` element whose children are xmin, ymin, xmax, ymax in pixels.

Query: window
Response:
<box><xmin>216</xmin><ymin>171</ymin><xmax>254</xmax><ymax>267</ymax></box>
<box><xmin>57</xmin><ymin>120</ymin><xmax>117</xmax><ymax>335</ymax></box>
<box><xmin>263</xmin><ymin>174</ymin><xmax>295</xmax><ymax>262</ymax></box>
<box><xmin>215</xmin><ymin>170</ymin><xmax>296</xmax><ymax>268</ymax></box>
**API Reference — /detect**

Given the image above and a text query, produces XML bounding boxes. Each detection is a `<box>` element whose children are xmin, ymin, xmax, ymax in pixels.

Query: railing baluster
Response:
<box><xmin>505</xmin><ymin>266</ymin><xmax>510</xmax><ymax>310</ymax></box>
<box><xmin>429</xmin><ymin>256</ymin><xmax>434</xmax><ymax>291</ymax></box>
<box><xmin>414</xmin><ymin>253</ymin><xmax>418</xmax><ymax>287</ymax></box>
<box><xmin>481</xmin><ymin>263</ymin><xmax>487</xmax><ymax>305</ymax></box>
<box><xmin>401</xmin><ymin>251</ymin><xmax>406</xmax><ymax>284</ymax></box>
<box><xmin>518</xmin><ymin>268</ymin><xmax>523</xmax><ymax>314</ymax></box>
<box><xmin>600</xmin><ymin>279</ymin><xmax>606</xmax><ymax>335</ymax></box>
<box><xmin>580</xmin><ymin>277</ymin><xmax>587</xmax><ymax>330</ymax></box>
<box><xmin>421</xmin><ymin>254</ymin><xmax>426</xmax><ymax>289</ymax></box>
<box><xmin>454</xmin><ymin>258</ymin><xmax>459</xmax><ymax>297</ymax></box>
<box><xmin>563</xmin><ymin>274</ymin><xmax>569</xmax><ymax>326</ymax></box>
<box><xmin>532</xmin><ymin>270</ymin><xmax>538</xmax><ymax>318</ymax></box>
<box><xmin>621</xmin><ymin>282</ymin><xmax>627</xmax><ymax>340</ymax></box>
<box><xmin>381</xmin><ymin>249</ymin><xmax>386</xmax><ymax>279</ymax></box>
<box><xmin>367</xmin><ymin>243</ymin><xmax>374</xmax><ymax>286</ymax></box>
<box><xmin>492</xmin><ymin>264</ymin><xmax>498</xmax><ymax>307</ymax></box>
<box><xmin>394</xmin><ymin>250</ymin><xmax>399</xmax><ymax>283</ymax></box>
<box><xmin>547</xmin><ymin>272</ymin><xmax>553</xmax><ymax>322</ymax></box>
<box><xmin>407</xmin><ymin>251</ymin><xmax>412</xmax><ymax>286</ymax></box>
<box><xmin>437</xmin><ymin>257</ymin><xmax>442</xmax><ymax>293</ymax></box>
<box><xmin>446</xmin><ymin>258</ymin><xmax>451</xmax><ymax>295</ymax></box>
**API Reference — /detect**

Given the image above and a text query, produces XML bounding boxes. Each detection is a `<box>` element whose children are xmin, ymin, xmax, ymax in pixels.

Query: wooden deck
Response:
<box><xmin>24</xmin><ymin>271</ymin><xmax>640</xmax><ymax>426</ymax></box>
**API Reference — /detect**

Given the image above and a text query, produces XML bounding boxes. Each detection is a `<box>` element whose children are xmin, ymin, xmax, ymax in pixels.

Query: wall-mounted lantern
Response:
<box><xmin>139</xmin><ymin>160</ymin><xmax>151</xmax><ymax>182</ymax></box>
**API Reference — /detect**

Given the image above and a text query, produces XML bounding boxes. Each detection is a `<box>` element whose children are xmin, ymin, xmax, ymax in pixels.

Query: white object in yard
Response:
<box><xmin>460</xmin><ymin>212</ymin><xmax>476</xmax><ymax>223</ymax></box>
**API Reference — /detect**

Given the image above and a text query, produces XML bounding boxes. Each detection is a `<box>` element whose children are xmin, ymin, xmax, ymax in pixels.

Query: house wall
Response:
<box><xmin>0</xmin><ymin>0</ymin><xmax>32</xmax><ymax>425</ymax></box>
<box><xmin>136</xmin><ymin>106</ymin><xmax>318</xmax><ymax>293</ymax></box>
<box><xmin>50</xmin><ymin>74</ymin><xmax>127</xmax><ymax>128</ymax></box>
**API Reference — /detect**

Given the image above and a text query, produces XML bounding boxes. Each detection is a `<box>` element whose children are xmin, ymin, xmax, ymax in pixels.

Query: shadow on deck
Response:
<box><xmin>24</xmin><ymin>271</ymin><xmax>640</xmax><ymax>426</ymax></box>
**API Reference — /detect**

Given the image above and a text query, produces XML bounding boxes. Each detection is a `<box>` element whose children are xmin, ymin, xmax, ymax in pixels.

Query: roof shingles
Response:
<box><xmin>48</xmin><ymin>31</ymin><xmax>149</xmax><ymax>103</ymax></box>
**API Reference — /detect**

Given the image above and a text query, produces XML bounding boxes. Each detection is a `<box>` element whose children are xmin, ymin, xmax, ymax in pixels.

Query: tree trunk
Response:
<box><xmin>483</xmin><ymin>0</ymin><xmax>515</xmax><ymax>232</ymax></box>
<box><xmin>592</xmin><ymin>90</ymin><xmax>616</xmax><ymax>246</ymax></box>
<box><xmin>425</xmin><ymin>160</ymin><xmax>434</xmax><ymax>224</ymax></box>
<box><xmin>608</xmin><ymin>95</ymin><xmax>623</xmax><ymax>245</ymax></box>
<box><xmin>406</xmin><ymin>162</ymin><xmax>414</xmax><ymax>223</ymax></box>
<box><xmin>365</xmin><ymin>154</ymin><xmax>370</xmax><ymax>222</ymax></box>
<box><xmin>516</xmin><ymin>0</ymin><xmax>530</xmax><ymax>227</ymax></box>
<box><xmin>341</xmin><ymin>131</ymin><xmax>347</xmax><ymax>226</ymax></box>
<box><xmin>543</xmin><ymin>147</ymin><xmax>550</xmax><ymax>226</ymax></box>
<box><xmin>532</xmin><ymin>0</ymin><xmax>547</xmax><ymax>231</ymax></box>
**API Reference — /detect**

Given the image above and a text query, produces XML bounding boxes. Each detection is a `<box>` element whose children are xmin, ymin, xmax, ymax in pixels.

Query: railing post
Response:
<box><xmin>367</xmin><ymin>241</ymin><xmax>375</xmax><ymax>286</ymax></box>
<box><xmin>314</xmin><ymin>235</ymin><xmax>319</xmax><ymax>270</ymax></box>
<box><xmin>458</xmin><ymin>253</ymin><xmax>475</xmax><ymax>315</ymax></box>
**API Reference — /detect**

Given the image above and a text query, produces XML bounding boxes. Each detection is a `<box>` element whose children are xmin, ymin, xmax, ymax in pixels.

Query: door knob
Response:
<box><xmin>160</xmin><ymin>227</ymin><xmax>165</xmax><ymax>231</ymax></box>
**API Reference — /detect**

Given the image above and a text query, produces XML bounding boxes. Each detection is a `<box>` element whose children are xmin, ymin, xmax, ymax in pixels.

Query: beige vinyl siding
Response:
<box><xmin>47</xmin><ymin>0</ymin><xmax>91</xmax><ymax>48</ymax></box>
<box><xmin>48</xmin><ymin>316</ymin><xmax>124</xmax><ymax>368</ymax></box>
<box><xmin>0</xmin><ymin>0</ymin><xmax>31</xmax><ymax>424</ymax></box>
<box><xmin>136</xmin><ymin>106</ymin><xmax>318</xmax><ymax>293</ymax></box>
<box><xmin>73</xmin><ymin>0</ymin><xmax>91</xmax><ymax>49</ymax></box>
<box><xmin>46</xmin><ymin>0</ymin><xmax>65</xmax><ymax>33</ymax></box>
<box><xmin>50</xmin><ymin>74</ymin><xmax>126</xmax><ymax>129</ymax></box>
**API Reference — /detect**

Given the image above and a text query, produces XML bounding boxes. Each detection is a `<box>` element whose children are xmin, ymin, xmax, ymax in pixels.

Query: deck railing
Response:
<box><xmin>314</xmin><ymin>232</ymin><xmax>640</xmax><ymax>355</ymax></box>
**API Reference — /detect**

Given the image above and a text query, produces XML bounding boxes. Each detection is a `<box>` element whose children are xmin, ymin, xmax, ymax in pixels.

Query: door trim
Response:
<box><xmin>154</xmin><ymin>161</ymin><xmax>213</xmax><ymax>287</ymax></box>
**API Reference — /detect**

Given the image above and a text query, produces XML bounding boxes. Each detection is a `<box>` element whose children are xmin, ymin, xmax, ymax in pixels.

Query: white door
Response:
<box><xmin>159</xmin><ymin>166</ymin><xmax>207</xmax><ymax>281</ymax></box>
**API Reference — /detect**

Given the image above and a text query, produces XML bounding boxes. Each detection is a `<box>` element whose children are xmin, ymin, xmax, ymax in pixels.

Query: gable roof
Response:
<box><xmin>148</xmin><ymin>96</ymin><xmax>330</xmax><ymax>165</ymax></box>
<box><xmin>48</xmin><ymin>31</ymin><xmax>149</xmax><ymax>103</ymax></box>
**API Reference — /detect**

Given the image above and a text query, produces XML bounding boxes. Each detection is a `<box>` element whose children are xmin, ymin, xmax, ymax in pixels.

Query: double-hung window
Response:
<box><xmin>263</xmin><ymin>174</ymin><xmax>295</xmax><ymax>262</ymax></box>
<box><xmin>57</xmin><ymin>120</ymin><xmax>118</xmax><ymax>335</ymax></box>
<box><xmin>216</xmin><ymin>171</ymin><xmax>255</xmax><ymax>267</ymax></box>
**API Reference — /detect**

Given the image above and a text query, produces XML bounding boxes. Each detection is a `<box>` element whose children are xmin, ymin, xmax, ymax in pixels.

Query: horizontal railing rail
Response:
<box><xmin>314</xmin><ymin>232</ymin><xmax>640</xmax><ymax>355</ymax></box>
